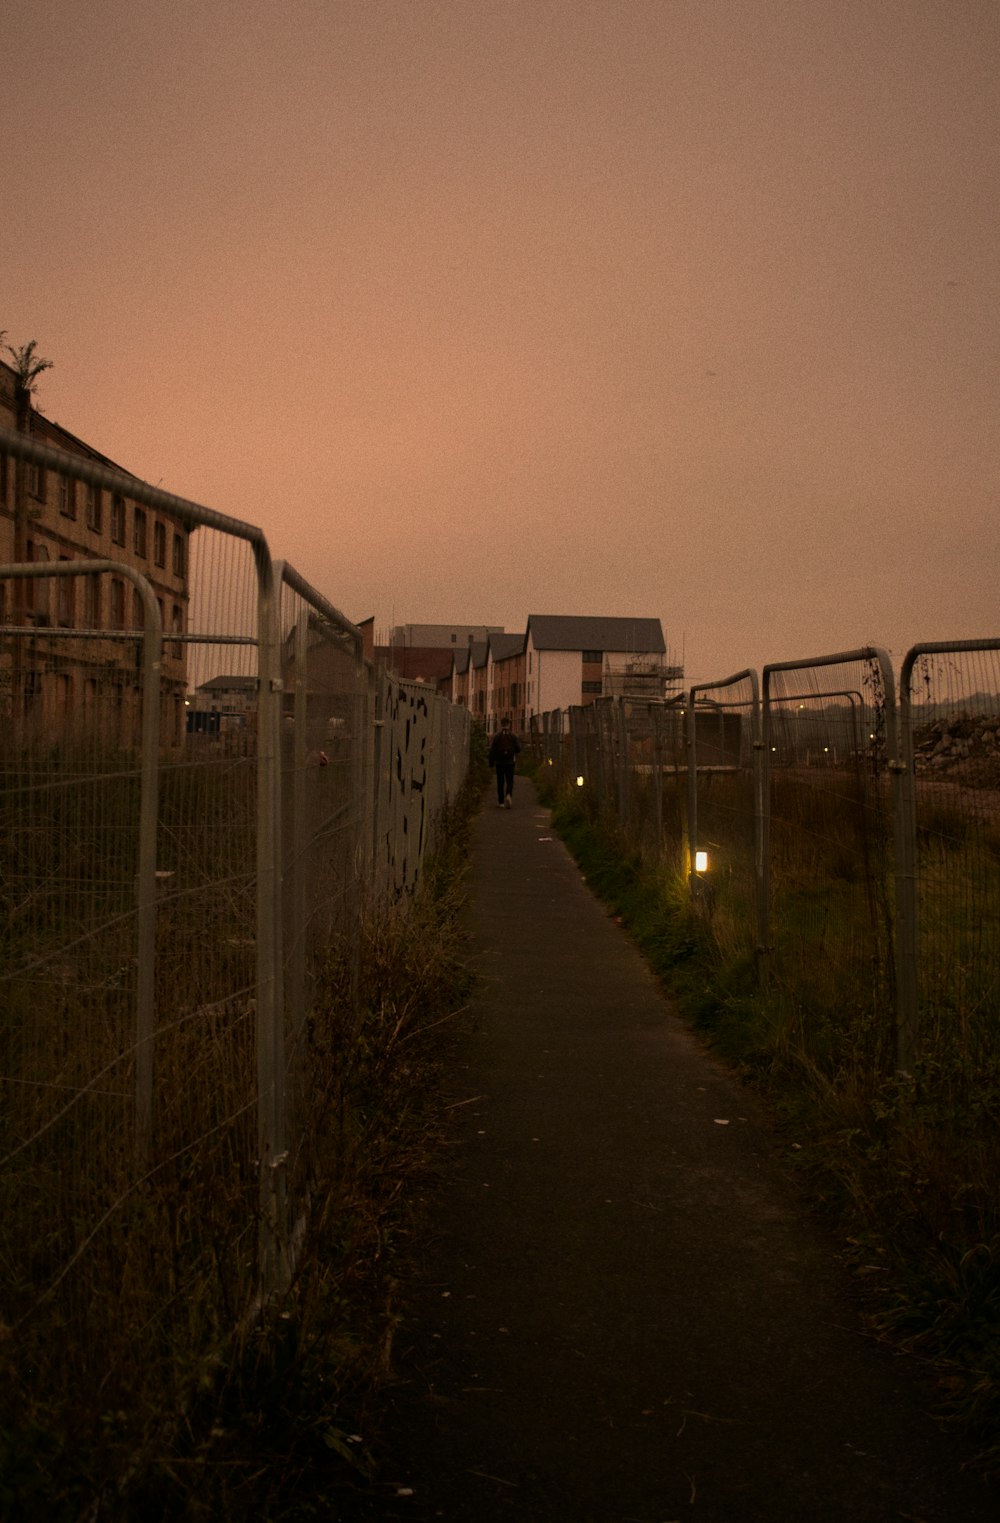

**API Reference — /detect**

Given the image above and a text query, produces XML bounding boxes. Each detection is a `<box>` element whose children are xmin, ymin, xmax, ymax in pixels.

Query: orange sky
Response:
<box><xmin>5</xmin><ymin>0</ymin><xmax>998</xmax><ymax>682</ymax></box>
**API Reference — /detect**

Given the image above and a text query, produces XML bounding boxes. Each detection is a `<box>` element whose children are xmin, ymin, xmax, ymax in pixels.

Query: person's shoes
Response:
<box><xmin>498</xmin><ymin>800</ymin><xmax>505</xmax><ymax>807</ymax></box>
<box><xmin>505</xmin><ymin>795</ymin><xmax>512</xmax><ymax>808</ymax></box>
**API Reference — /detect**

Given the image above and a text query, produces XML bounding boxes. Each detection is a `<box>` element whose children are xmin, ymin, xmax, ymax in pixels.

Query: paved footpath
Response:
<box><xmin>352</xmin><ymin>780</ymin><xmax>998</xmax><ymax>1522</ymax></box>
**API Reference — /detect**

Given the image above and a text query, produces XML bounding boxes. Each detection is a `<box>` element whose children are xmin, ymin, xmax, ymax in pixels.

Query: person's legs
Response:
<box><xmin>502</xmin><ymin>762</ymin><xmax>515</xmax><ymax>802</ymax></box>
<box><xmin>496</xmin><ymin>766</ymin><xmax>506</xmax><ymax>805</ymax></box>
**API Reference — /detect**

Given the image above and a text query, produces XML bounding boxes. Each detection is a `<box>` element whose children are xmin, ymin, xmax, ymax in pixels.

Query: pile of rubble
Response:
<box><xmin>913</xmin><ymin>711</ymin><xmax>1000</xmax><ymax>784</ymax></box>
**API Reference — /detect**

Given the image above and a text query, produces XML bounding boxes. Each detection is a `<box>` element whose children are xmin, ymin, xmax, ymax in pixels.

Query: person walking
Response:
<box><xmin>488</xmin><ymin>717</ymin><xmax>521</xmax><ymax>808</ymax></box>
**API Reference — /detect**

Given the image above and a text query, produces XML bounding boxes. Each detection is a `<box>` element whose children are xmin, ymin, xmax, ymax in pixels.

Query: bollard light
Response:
<box><xmin>576</xmin><ymin>775</ymin><xmax>585</xmax><ymax>787</ymax></box>
<box><xmin>695</xmin><ymin>850</ymin><xmax>709</xmax><ymax>873</ymax></box>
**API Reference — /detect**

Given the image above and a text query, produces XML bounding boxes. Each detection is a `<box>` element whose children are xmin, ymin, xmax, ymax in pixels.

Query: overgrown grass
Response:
<box><xmin>0</xmin><ymin>746</ymin><xmax>490</xmax><ymax>1520</ymax></box>
<box><xmin>533</xmin><ymin>766</ymin><xmax>1000</xmax><ymax>1475</ymax></box>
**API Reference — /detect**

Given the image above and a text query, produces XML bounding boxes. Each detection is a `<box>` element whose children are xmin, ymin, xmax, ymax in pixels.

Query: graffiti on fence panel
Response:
<box><xmin>375</xmin><ymin>674</ymin><xmax>431</xmax><ymax>896</ymax></box>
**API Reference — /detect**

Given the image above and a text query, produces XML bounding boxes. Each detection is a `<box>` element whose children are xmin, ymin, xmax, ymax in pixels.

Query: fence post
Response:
<box><xmin>759</xmin><ymin>673</ymin><xmax>773</xmax><ymax>987</ymax></box>
<box><xmin>650</xmin><ymin>703</ymin><xmax>663</xmax><ymax>856</ymax></box>
<box><xmin>616</xmin><ymin>699</ymin><xmax>630</xmax><ymax>825</ymax></box>
<box><xmin>894</xmin><ymin>650</ymin><xmax>922</xmax><ymax>1074</ymax></box>
<box><xmin>685</xmin><ymin>692</ymin><xmax>697</xmax><ymax>893</ymax></box>
<box><xmin>750</xmin><ymin>685</ymin><xmax>767</xmax><ymax>986</ymax></box>
<box><xmin>254</xmin><ymin>544</ymin><xmax>287</xmax><ymax>1296</ymax></box>
<box><xmin>286</xmin><ymin>604</ymin><xmax>309</xmax><ymax>1055</ymax></box>
<box><xmin>133</xmin><ymin>574</ymin><xmax>163</xmax><ymax>1170</ymax></box>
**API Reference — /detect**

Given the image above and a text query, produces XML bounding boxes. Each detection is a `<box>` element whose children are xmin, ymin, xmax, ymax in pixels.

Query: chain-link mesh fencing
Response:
<box><xmin>762</xmin><ymin>649</ymin><xmax>898</xmax><ymax>1075</ymax></box>
<box><xmin>529</xmin><ymin>636</ymin><xmax>998</xmax><ymax>1081</ymax></box>
<box><xmin>0</xmin><ymin>427</ymin><xmax>470</xmax><ymax>1440</ymax></box>
<box><xmin>898</xmin><ymin>640</ymin><xmax>1000</xmax><ymax>1089</ymax></box>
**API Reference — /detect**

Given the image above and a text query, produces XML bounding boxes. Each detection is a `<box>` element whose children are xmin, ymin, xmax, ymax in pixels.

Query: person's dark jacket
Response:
<box><xmin>488</xmin><ymin>729</ymin><xmax>521</xmax><ymax>766</ymax></box>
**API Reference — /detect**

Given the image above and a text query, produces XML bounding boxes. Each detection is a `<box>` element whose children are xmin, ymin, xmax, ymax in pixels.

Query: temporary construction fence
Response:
<box><xmin>0</xmin><ymin>424</ymin><xmax>470</xmax><ymax>1425</ymax></box>
<box><xmin>531</xmin><ymin>640</ymin><xmax>1000</xmax><ymax>1081</ymax></box>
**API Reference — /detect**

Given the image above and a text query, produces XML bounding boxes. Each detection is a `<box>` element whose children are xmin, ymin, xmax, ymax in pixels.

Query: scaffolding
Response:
<box><xmin>602</xmin><ymin>651</ymin><xmax>685</xmax><ymax>703</ymax></box>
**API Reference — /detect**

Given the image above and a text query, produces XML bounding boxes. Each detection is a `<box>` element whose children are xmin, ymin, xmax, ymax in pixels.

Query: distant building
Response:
<box><xmin>0</xmin><ymin>356</ymin><xmax>190</xmax><ymax>746</ymax></box>
<box><xmin>444</xmin><ymin>615</ymin><xmax>681</xmax><ymax>735</ymax></box>
<box><xmin>390</xmin><ymin>622</ymin><xmax>503</xmax><ymax>650</ymax></box>
<box><xmin>358</xmin><ymin>618</ymin><xmax>505</xmax><ymax>687</ymax></box>
<box><xmin>486</xmin><ymin>633</ymin><xmax>527</xmax><ymax>734</ymax></box>
<box><xmin>448</xmin><ymin>641</ymin><xmax>487</xmax><ymax>714</ymax></box>
<box><xmin>360</xmin><ymin>614</ymin><xmax>680</xmax><ymax>736</ymax></box>
<box><xmin>190</xmin><ymin>675</ymin><xmax>258</xmax><ymax>731</ymax></box>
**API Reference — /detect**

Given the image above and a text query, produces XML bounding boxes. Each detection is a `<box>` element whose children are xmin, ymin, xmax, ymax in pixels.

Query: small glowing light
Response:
<box><xmin>576</xmin><ymin>775</ymin><xmax>585</xmax><ymax>787</ymax></box>
<box><xmin>547</xmin><ymin>758</ymin><xmax>553</xmax><ymax>765</ymax></box>
<box><xmin>695</xmin><ymin>850</ymin><xmax>709</xmax><ymax>873</ymax></box>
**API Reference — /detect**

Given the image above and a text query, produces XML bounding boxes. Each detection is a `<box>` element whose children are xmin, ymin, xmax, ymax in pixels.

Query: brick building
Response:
<box><xmin>0</xmin><ymin>356</ymin><xmax>190</xmax><ymax>745</ymax></box>
<box><xmin>447</xmin><ymin>615</ymin><xmax>679</xmax><ymax>736</ymax></box>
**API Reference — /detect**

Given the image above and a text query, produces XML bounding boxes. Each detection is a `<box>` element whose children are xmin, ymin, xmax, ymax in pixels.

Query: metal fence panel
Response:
<box><xmin>762</xmin><ymin>649</ymin><xmax>898</xmax><ymax>1071</ymax></box>
<box><xmin>275</xmin><ymin>567</ymin><xmax>369</xmax><ymax>1238</ymax></box>
<box><xmin>532</xmin><ymin>636</ymin><xmax>1000</xmax><ymax>1083</ymax></box>
<box><xmin>1</xmin><ymin>427</ymin><xmax>471</xmax><ymax>1441</ymax></box>
<box><xmin>899</xmin><ymin>641</ymin><xmax>1000</xmax><ymax>1079</ymax></box>
<box><xmin>0</xmin><ymin>563</ymin><xmax>163</xmax><ymax>1355</ymax></box>
<box><xmin>372</xmin><ymin>672</ymin><xmax>470</xmax><ymax>899</ymax></box>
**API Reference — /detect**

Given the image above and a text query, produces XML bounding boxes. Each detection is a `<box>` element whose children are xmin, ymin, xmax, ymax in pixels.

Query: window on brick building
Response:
<box><xmin>28</xmin><ymin>461</ymin><xmax>46</xmax><ymax>500</ymax></box>
<box><xmin>86</xmin><ymin>483</ymin><xmax>103</xmax><ymax>532</ymax></box>
<box><xmin>172</xmin><ymin>532</ymin><xmax>186</xmax><ymax>578</ymax></box>
<box><xmin>582</xmin><ymin>680</ymin><xmax>602</xmax><ymax>695</ymax></box>
<box><xmin>58</xmin><ymin>474</ymin><xmax>77</xmax><ymax>519</ymax></box>
<box><xmin>85</xmin><ymin>574</ymin><xmax>101</xmax><ymax>627</ymax></box>
<box><xmin>582</xmin><ymin>650</ymin><xmax>603</xmax><ymax>664</ymax></box>
<box><xmin>110</xmin><ymin>494</ymin><xmax>126</xmax><ymax>545</ymax></box>
<box><xmin>57</xmin><ymin>559</ymin><xmax>74</xmax><ymax>627</ymax></box>
<box><xmin>133</xmin><ymin>507</ymin><xmax>147</xmax><ymax>558</ymax></box>
<box><xmin>153</xmin><ymin>520</ymin><xmax>166</xmax><ymax>567</ymax></box>
<box><xmin>25</xmin><ymin>541</ymin><xmax>50</xmax><ymax>619</ymax></box>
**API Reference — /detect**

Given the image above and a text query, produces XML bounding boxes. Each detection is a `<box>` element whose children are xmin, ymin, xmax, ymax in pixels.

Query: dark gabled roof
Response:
<box><xmin>488</xmin><ymin>632</ymin><xmax>525</xmax><ymax>662</ymax></box>
<box><xmin>452</xmin><ymin>642</ymin><xmax>488</xmax><ymax>674</ymax></box>
<box><xmin>197</xmin><ymin>675</ymin><xmax>258</xmax><ymax>693</ymax></box>
<box><xmin>526</xmin><ymin>615</ymin><xmax>665</xmax><ymax>654</ymax></box>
